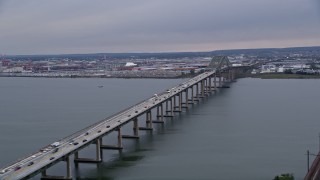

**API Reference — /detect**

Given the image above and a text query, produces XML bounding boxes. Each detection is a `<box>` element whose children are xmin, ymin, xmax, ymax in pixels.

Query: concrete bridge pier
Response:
<box><xmin>206</xmin><ymin>78</ymin><xmax>211</xmax><ymax>94</ymax></box>
<box><xmin>101</xmin><ymin>129</ymin><xmax>123</xmax><ymax>150</ymax></box>
<box><xmin>201</xmin><ymin>80</ymin><xmax>205</xmax><ymax>97</ymax></box>
<box><xmin>173</xmin><ymin>95</ymin><xmax>176</xmax><ymax>110</ymax></box>
<box><xmin>204</xmin><ymin>78</ymin><xmax>210</xmax><ymax>95</ymax></box>
<box><xmin>196</xmin><ymin>81</ymin><xmax>203</xmax><ymax>99</ymax></box>
<box><xmin>189</xmin><ymin>85</ymin><xmax>195</xmax><ymax>104</ymax></box>
<box><xmin>133</xmin><ymin>118</ymin><xmax>139</xmax><ymax>136</ymax></box>
<box><xmin>164</xmin><ymin>99</ymin><xmax>174</xmax><ymax>117</ymax></box>
<box><xmin>139</xmin><ymin>111</ymin><xmax>153</xmax><ymax>130</ymax></box>
<box><xmin>203</xmin><ymin>79</ymin><xmax>207</xmax><ymax>94</ymax></box>
<box><xmin>184</xmin><ymin>89</ymin><xmax>189</xmax><ymax>107</ymax></box>
<box><xmin>194</xmin><ymin>83</ymin><xmax>200</xmax><ymax>101</ymax></box>
<box><xmin>210</xmin><ymin>76</ymin><xmax>216</xmax><ymax>92</ymax></box>
<box><xmin>165</xmin><ymin>100</ymin><xmax>168</xmax><ymax>112</ymax></box>
<box><xmin>170</xmin><ymin>98</ymin><xmax>174</xmax><ymax>115</ymax></box>
<box><xmin>208</xmin><ymin>76</ymin><xmax>213</xmax><ymax>92</ymax></box>
<box><xmin>173</xmin><ymin>94</ymin><xmax>182</xmax><ymax>112</ymax></box>
<box><xmin>65</xmin><ymin>156</ymin><xmax>72</xmax><ymax>180</ymax></box>
<box><xmin>122</xmin><ymin>117</ymin><xmax>140</xmax><ymax>139</ymax></box>
<box><xmin>40</xmin><ymin>156</ymin><xmax>72</xmax><ymax>180</ymax></box>
<box><xmin>181</xmin><ymin>89</ymin><xmax>189</xmax><ymax>109</ymax></box>
<box><xmin>154</xmin><ymin>104</ymin><xmax>165</xmax><ymax>123</ymax></box>
<box><xmin>74</xmin><ymin>138</ymin><xmax>103</xmax><ymax>163</ymax></box>
<box><xmin>179</xmin><ymin>92</ymin><xmax>183</xmax><ymax>111</ymax></box>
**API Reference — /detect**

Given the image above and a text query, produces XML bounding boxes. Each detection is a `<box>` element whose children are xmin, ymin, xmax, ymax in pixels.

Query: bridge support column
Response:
<box><xmin>118</xmin><ymin>129</ymin><xmax>123</xmax><ymax>148</ymax></box>
<box><xmin>164</xmin><ymin>99</ymin><xmax>174</xmax><ymax>117</ymax></box>
<box><xmin>147</xmin><ymin>111</ymin><xmax>153</xmax><ymax>128</ymax></box>
<box><xmin>170</xmin><ymin>98</ymin><xmax>174</xmax><ymax>115</ymax></box>
<box><xmin>203</xmin><ymin>79</ymin><xmax>206</xmax><ymax>94</ymax></box>
<box><xmin>173</xmin><ymin>94</ymin><xmax>182</xmax><ymax>112</ymax></box>
<box><xmin>66</xmin><ymin>156</ymin><xmax>72</xmax><ymax>179</ymax></box>
<box><xmin>96</xmin><ymin>139</ymin><xmax>102</xmax><ymax>161</ymax></box>
<box><xmin>41</xmin><ymin>157</ymin><xmax>73</xmax><ymax>180</ymax></box>
<box><xmin>155</xmin><ymin>104</ymin><xmax>165</xmax><ymax>123</ymax></box>
<box><xmin>165</xmin><ymin>100</ymin><xmax>168</xmax><ymax>112</ymax></box>
<box><xmin>122</xmin><ymin>117</ymin><xmax>140</xmax><ymax>139</ymax></box>
<box><xmin>194</xmin><ymin>83</ymin><xmax>200</xmax><ymax>101</ymax></box>
<box><xmin>214</xmin><ymin>74</ymin><xmax>217</xmax><ymax>91</ymax></box>
<box><xmin>101</xmin><ymin>129</ymin><xmax>123</xmax><ymax>150</ymax></box>
<box><xmin>134</xmin><ymin>118</ymin><xmax>139</xmax><ymax>136</ymax></box>
<box><xmin>160</xmin><ymin>103</ymin><xmax>164</xmax><ymax>120</ymax></box>
<box><xmin>179</xmin><ymin>92</ymin><xmax>182</xmax><ymax>111</ymax></box>
<box><xmin>201</xmin><ymin>80</ymin><xmax>205</xmax><ymax>97</ymax></box>
<box><xmin>139</xmin><ymin>111</ymin><xmax>153</xmax><ymax>130</ymax></box>
<box><xmin>196</xmin><ymin>81</ymin><xmax>204</xmax><ymax>99</ymax></box>
<box><xmin>184</xmin><ymin>89</ymin><xmax>189</xmax><ymax>108</ymax></box>
<box><xmin>208</xmin><ymin>76</ymin><xmax>213</xmax><ymax>92</ymax></box>
<box><xmin>190</xmin><ymin>85</ymin><xmax>195</xmax><ymax>104</ymax></box>
<box><xmin>204</xmin><ymin>78</ymin><xmax>209</xmax><ymax>95</ymax></box>
<box><xmin>74</xmin><ymin>151</ymin><xmax>79</xmax><ymax>160</ymax></box>
<box><xmin>180</xmin><ymin>90</ymin><xmax>189</xmax><ymax>109</ymax></box>
<box><xmin>41</xmin><ymin>170</ymin><xmax>47</xmax><ymax>177</ymax></box>
<box><xmin>74</xmin><ymin>139</ymin><xmax>103</xmax><ymax>163</ymax></box>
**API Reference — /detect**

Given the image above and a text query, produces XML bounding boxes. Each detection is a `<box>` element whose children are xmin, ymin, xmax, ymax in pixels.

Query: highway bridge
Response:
<box><xmin>0</xmin><ymin>56</ymin><xmax>240</xmax><ymax>180</ymax></box>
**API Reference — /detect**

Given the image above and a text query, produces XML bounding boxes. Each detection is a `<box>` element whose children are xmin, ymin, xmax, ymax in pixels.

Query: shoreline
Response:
<box><xmin>244</xmin><ymin>73</ymin><xmax>320</xmax><ymax>79</ymax></box>
<box><xmin>1</xmin><ymin>73</ymin><xmax>320</xmax><ymax>79</ymax></box>
<box><xmin>0</xmin><ymin>74</ymin><xmax>192</xmax><ymax>79</ymax></box>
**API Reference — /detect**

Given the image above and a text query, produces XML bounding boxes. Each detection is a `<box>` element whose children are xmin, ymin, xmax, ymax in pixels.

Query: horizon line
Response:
<box><xmin>2</xmin><ymin>45</ymin><xmax>320</xmax><ymax>57</ymax></box>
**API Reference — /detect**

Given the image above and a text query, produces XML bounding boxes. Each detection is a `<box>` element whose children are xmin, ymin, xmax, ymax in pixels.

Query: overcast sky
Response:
<box><xmin>0</xmin><ymin>0</ymin><xmax>319</xmax><ymax>55</ymax></box>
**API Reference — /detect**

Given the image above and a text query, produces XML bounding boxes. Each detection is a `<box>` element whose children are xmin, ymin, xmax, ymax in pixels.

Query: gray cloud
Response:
<box><xmin>0</xmin><ymin>0</ymin><xmax>7</xmax><ymax>14</ymax></box>
<box><xmin>0</xmin><ymin>0</ymin><xmax>319</xmax><ymax>54</ymax></box>
<box><xmin>314</xmin><ymin>0</ymin><xmax>320</xmax><ymax>18</ymax></box>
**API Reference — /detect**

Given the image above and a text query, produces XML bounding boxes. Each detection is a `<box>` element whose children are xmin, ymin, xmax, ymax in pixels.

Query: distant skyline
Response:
<box><xmin>0</xmin><ymin>0</ymin><xmax>320</xmax><ymax>55</ymax></box>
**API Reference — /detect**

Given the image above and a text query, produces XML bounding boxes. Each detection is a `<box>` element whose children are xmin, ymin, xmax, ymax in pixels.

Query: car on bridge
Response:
<box><xmin>0</xmin><ymin>169</ymin><xmax>9</xmax><ymax>174</ymax></box>
<box><xmin>51</xmin><ymin>142</ymin><xmax>60</xmax><ymax>147</ymax></box>
<box><xmin>53</xmin><ymin>148</ymin><xmax>59</xmax><ymax>153</ymax></box>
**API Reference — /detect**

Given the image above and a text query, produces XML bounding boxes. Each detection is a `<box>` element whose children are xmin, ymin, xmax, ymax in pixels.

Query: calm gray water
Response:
<box><xmin>0</xmin><ymin>77</ymin><xmax>319</xmax><ymax>180</ymax></box>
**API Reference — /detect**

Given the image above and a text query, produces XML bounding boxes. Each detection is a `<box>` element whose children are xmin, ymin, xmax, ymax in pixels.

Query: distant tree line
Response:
<box><xmin>273</xmin><ymin>173</ymin><xmax>294</xmax><ymax>180</ymax></box>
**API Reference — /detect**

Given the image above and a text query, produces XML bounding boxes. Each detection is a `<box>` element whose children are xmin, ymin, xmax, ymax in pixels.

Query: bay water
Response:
<box><xmin>0</xmin><ymin>77</ymin><xmax>319</xmax><ymax>179</ymax></box>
